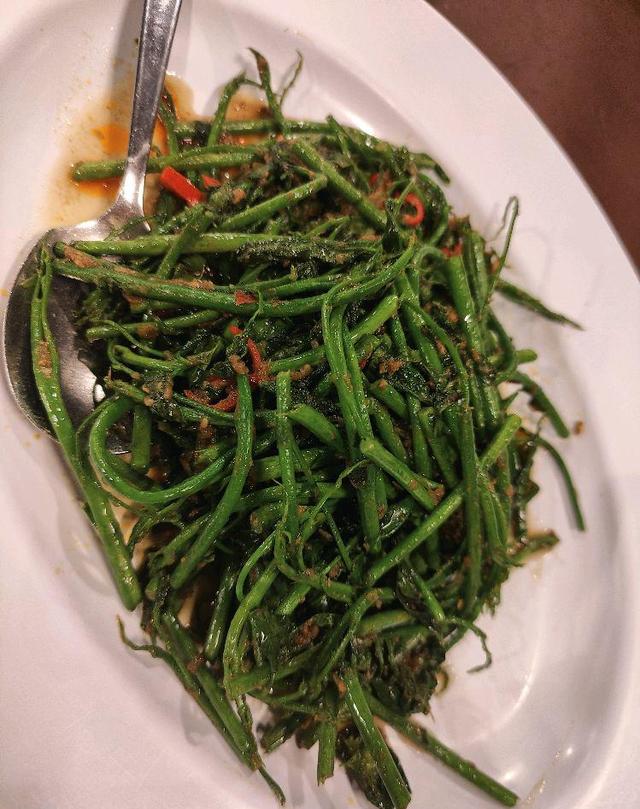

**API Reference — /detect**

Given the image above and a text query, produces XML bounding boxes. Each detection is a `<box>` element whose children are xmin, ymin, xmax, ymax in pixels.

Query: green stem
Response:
<box><xmin>72</xmin><ymin>148</ymin><xmax>263</xmax><ymax>181</ymax></box>
<box><xmin>368</xmin><ymin>694</ymin><xmax>518</xmax><ymax>807</ymax></box>
<box><xmin>343</xmin><ymin>668</ymin><xmax>411</xmax><ymax>809</ymax></box>
<box><xmin>365</xmin><ymin>415</ymin><xmax>521</xmax><ymax>585</ymax></box>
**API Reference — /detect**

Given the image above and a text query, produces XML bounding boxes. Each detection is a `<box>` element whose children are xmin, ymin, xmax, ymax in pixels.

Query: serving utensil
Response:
<box><xmin>3</xmin><ymin>0</ymin><xmax>182</xmax><ymax>434</ymax></box>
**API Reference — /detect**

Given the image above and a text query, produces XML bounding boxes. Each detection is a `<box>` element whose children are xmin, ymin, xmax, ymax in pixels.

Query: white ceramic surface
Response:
<box><xmin>0</xmin><ymin>2</ymin><xmax>638</xmax><ymax>808</ymax></box>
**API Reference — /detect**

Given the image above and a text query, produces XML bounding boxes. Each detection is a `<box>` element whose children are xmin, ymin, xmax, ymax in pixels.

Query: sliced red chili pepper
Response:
<box><xmin>234</xmin><ymin>290</ymin><xmax>257</xmax><ymax>305</ymax></box>
<box><xmin>401</xmin><ymin>193</ymin><xmax>425</xmax><ymax>227</ymax></box>
<box><xmin>227</xmin><ymin>324</ymin><xmax>270</xmax><ymax>384</ymax></box>
<box><xmin>212</xmin><ymin>386</ymin><xmax>238</xmax><ymax>412</ymax></box>
<box><xmin>246</xmin><ymin>338</ymin><xmax>270</xmax><ymax>384</ymax></box>
<box><xmin>159</xmin><ymin>166</ymin><xmax>204</xmax><ymax>206</ymax></box>
<box><xmin>441</xmin><ymin>243</ymin><xmax>463</xmax><ymax>258</ymax></box>
<box><xmin>246</xmin><ymin>338</ymin><xmax>262</xmax><ymax>370</ymax></box>
<box><xmin>202</xmin><ymin>174</ymin><xmax>221</xmax><ymax>189</ymax></box>
<box><xmin>368</xmin><ymin>172</ymin><xmax>379</xmax><ymax>188</ymax></box>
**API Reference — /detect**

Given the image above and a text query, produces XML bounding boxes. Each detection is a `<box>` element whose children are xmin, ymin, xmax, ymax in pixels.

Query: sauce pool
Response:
<box><xmin>40</xmin><ymin>73</ymin><xmax>264</xmax><ymax>229</ymax></box>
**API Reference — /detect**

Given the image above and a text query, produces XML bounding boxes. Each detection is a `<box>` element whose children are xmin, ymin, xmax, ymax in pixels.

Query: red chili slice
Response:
<box><xmin>401</xmin><ymin>193</ymin><xmax>425</xmax><ymax>227</ymax></box>
<box><xmin>212</xmin><ymin>387</ymin><xmax>238</xmax><ymax>411</ymax></box>
<box><xmin>186</xmin><ymin>378</ymin><xmax>238</xmax><ymax>410</ymax></box>
<box><xmin>246</xmin><ymin>338</ymin><xmax>270</xmax><ymax>384</ymax></box>
<box><xmin>441</xmin><ymin>243</ymin><xmax>463</xmax><ymax>258</ymax></box>
<box><xmin>159</xmin><ymin>166</ymin><xmax>204</xmax><ymax>206</ymax></box>
<box><xmin>227</xmin><ymin>324</ymin><xmax>270</xmax><ymax>384</ymax></box>
<box><xmin>202</xmin><ymin>174</ymin><xmax>222</xmax><ymax>189</ymax></box>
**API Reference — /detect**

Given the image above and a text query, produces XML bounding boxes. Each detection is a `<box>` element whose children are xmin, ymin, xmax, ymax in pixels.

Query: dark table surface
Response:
<box><xmin>430</xmin><ymin>0</ymin><xmax>639</xmax><ymax>268</ymax></box>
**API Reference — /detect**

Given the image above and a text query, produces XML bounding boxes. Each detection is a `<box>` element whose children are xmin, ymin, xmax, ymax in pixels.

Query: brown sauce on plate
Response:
<box><xmin>41</xmin><ymin>74</ymin><xmax>200</xmax><ymax>227</ymax></box>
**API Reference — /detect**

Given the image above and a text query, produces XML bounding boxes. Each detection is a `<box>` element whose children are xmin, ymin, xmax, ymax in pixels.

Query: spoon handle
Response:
<box><xmin>115</xmin><ymin>0</ymin><xmax>182</xmax><ymax>214</ymax></box>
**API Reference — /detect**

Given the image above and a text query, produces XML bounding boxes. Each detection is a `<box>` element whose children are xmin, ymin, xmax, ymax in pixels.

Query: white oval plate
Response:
<box><xmin>1</xmin><ymin>2</ymin><xmax>638</xmax><ymax>808</ymax></box>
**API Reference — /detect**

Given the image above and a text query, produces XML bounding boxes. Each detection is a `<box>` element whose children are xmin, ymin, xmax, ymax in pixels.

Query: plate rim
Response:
<box><xmin>0</xmin><ymin>2</ymin><xmax>639</xmax><ymax>808</ymax></box>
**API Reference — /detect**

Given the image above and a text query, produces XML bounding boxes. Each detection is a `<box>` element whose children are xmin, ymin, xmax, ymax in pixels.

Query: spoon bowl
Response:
<box><xmin>2</xmin><ymin>0</ymin><xmax>182</xmax><ymax>435</ymax></box>
<box><xmin>4</xmin><ymin>204</ymin><xmax>151</xmax><ymax>433</ymax></box>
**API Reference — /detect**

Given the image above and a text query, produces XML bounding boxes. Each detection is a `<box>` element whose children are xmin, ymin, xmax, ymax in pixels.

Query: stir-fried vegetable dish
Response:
<box><xmin>30</xmin><ymin>52</ymin><xmax>584</xmax><ymax>808</ymax></box>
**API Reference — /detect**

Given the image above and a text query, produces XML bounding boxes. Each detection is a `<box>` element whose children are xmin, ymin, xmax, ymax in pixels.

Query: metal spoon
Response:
<box><xmin>2</xmin><ymin>0</ymin><xmax>182</xmax><ymax>435</ymax></box>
